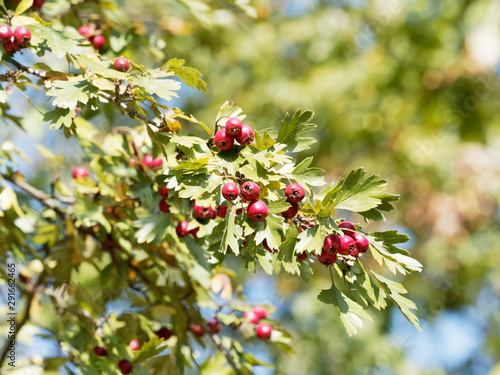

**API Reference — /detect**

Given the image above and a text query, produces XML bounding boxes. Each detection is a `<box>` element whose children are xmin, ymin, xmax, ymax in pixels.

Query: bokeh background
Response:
<box><xmin>3</xmin><ymin>0</ymin><xmax>500</xmax><ymax>374</ymax></box>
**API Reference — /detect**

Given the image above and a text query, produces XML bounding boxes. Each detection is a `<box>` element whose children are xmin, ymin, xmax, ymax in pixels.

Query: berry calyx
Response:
<box><xmin>78</xmin><ymin>25</ymin><xmax>92</xmax><ymax>38</ymax></box>
<box><xmin>176</xmin><ymin>221</ymin><xmax>190</xmax><ymax>238</ymax></box>
<box><xmin>0</xmin><ymin>25</ymin><xmax>13</xmax><ymax>43</ymax></box>
<box><xmin>263</xmin><ymin>239</ymin><xmax>277</xmax><ymax>253</ymax></box>
<box><xmin>352</xmin><ymin>233</ymin><xmax>369</xmax><ymax>253</ymax></box>
<box><xmin>129</xmin><ymin>339</ymin><xmax>140</xmax><ymax>351</ymax></box>
<box><xmin>216</xmin><ymin>205</ymin><xmax>229</xmax><ymax>218</ymax></box>
<box><xmin>282</xmin><ymin>202</ymin><xmax>299</xmax><ymax>219</ymax></box>
<box><xmin>240</xmin><ymin>181</ymin><xmax>260</xmax><ymax>201</ymax></box>
<box><xmin>155</xmin><ymin>327</ymin><xmax>172</xmax><ymax>340</ymax></box>
<box><xmin>159</xmin><ymin>186</ymin><xmax>169</xmax><ymax>198</ymax></box>
<box><xmin>93</xmin><ymin>346</ymin><xmax>108</xmax><ymax>357</ymax></box>
<box><xmin>194</xmin><ymin>205</ymin><xmax>214</xmax><ymax>219</ymax></box>
<box><xmin>247</xmin><ymin>200</ymin><xmax>268</xmax><ymax>222</ymax></box>
<box><xmin>255</xmin><ymin>323</ymin><xmax>272</xmax><ymax>341</ymax></box>
<box><xmin>191</xmin><ymin>324</ymin><xmax>205</xmax><ymax>337</ymax></box>
<box><xmin>214</xmin><ymin>128</ymin><xmax>234</xmax><ymax>151</ymax></box>
<box><xmin>118</xmin><ymin>359</ymin><xmax>133</xmax><ymax>374</ymax></box>
<box><xmin>317</xmin><ymin>250</ymin><xmax>336</xmax><ymax>266</ymax></box>
<box><xmin>225</xmin><ymin>117</ymin><xmax>243</xmax><ymax>136</ymax></box>
<box><xmin>323</xmin><ymin>233</ymin><xmax>341</xmax><ymax>254</ymax></box>
<box><xmin>113</xmin><ymin>57</ymin><xmax>130</xmax><ymax>72</ymax></box>
<box><xmin>90</xmin><ymin>34</ymin><xmax>105</xmax><ymax>49</ymax></box>
<box><xmin>13</xmin><ymin>27</ymin><xmax>31</xmax><ymax>46</ymax></box>
<box><xmin>235</xmin><ymin>124</ymin><xmax>254</xmax><ymax>145</ymax></box>
<box><xmin>243</xmin><ymin>310</ymin><xmax>260</xmax><ymax>324</ymax></box>
<box><xmin>159</xmin><ymin>200</ymin><xmax>170</xmax><ymax>213</ymax></box>
<box><xmin>338</xmin><ymin>221</ymin><xmax>356</xmax><ymax>237</ymax></box>
<box><xmin>222</xmin><ymin>182</ymin><xmax>239</xmax><ymax>201</ymax></box>
<box><xmin>285</xmin><ymin>183</ymin><xmax>305</xmax><ymax>203</ymax></box>
<box><xmin>253</xmin><ymin>306</ymin><xmax>267</xmax><ymax>320</ymax></box>
<box><xmin>207</xmin><ymin>318</ymin><xmax>222</xmax><ymax>334</ymax></box>
<box><xmin>339</xmin><ymin>235</ymin><xmax>356</xmax><ymax>255</ymax></box>
<box><xmin>72</xmin><ymin>166</ymin><xmax>89</xmax><ymax>179</ymax></box>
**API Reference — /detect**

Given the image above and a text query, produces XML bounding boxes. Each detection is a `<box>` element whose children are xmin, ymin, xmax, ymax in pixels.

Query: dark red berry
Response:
<box><xmin>297</xmin><ymin>252</ymin><xmax>308</xmax><ymax>262</ymax></box>
<box><xmin>159</xmin><ymin>200</ymin><xmax>170</xmax><ymax>213</ymax></box>
<box><xmin>323</xmin><ymin>234</ymin><xmax>341</xmax><ymax>254</ymax></box>
<box><xmin>263</xmin><ymin>239</ymin><xmax>277</xmax><ymax>253</ymax></box>
<box><xmin>235</xmin><ymin>124</ymin><xmax>254</xmax><ymax>145</ymax></box>
<box><xmin>155</xmin><ymin>327</ymin><xmax>172</xmax><ymax>340</ymax></box>
<box><xmin>285</xmin><ymin>183</ymin><xmax>305</xmax><ymax>203</ymax></box>
<box><xmin>72</xmin><ymin>166</ymin><xmax>89</xmax><ymax>179</ymax></box>
<box><xmin>282</xmin><ymin>202</ymin><xmax>299</xmax><ymax>219</ymax></box>
<box><xmin>216</xmin><ymin>205</ymin><xmax>229</xmax><ymax>218</ymax></box>
<box><xmin>18</xmin><ymin>273</ymin><xmax>30</xmax><ymax>283</ymax></box>
<box><xmin>2</xmin><ymin>39</ymin><xmax>20</xmax><ymax>54</ymax></box>
<box><xmin>222</xmin><ymin>182</ymin><xmax>239</xmax><ymax>201</ymax></box>
<box><xmin>90</xmin><ymin>34</ymin><xmax>106</xmax><ymax>49</ymax></box>
<box><xmin>190</xmin><ymin>226</ymin><xmax>200</xmax><ymax>238</ymax></box>
<box><xmin>78</xmin><ymin>25</ymin><xmax>92</xmax><ymax>38</ymax></box>
<box><xmin>351</xmin><ymin>248</ymin><xmax>359</xmax><ymax>259</ymax></box>
<box><xmin>0</xmin><ymin>25</ymin><xmax>13</xmax><ymax>43</ymax></box>
<box><xmin>243</xmin><ymin>310</ymin><xmax>260</xmax><ymax>324</ymax></box>
<box><xmin>352</xmin><ymin>233</ymin><xmax>369</xmax><ymax>253</ymax></box>
<box><xmin>247</xmin><ymin>200</ymin><xmax>268</xmax><ymax>222</ymax></box>
<box><xmin>159</xmin><ymin>186</ymin><xmax>169</xmax><ymax>198</ymax></box>
<box><xmin>225</xmin><ymin>117</ymin><xmax>243</xmax><ymax>136</ymax></box>
<box><xmin>253</xmin><ymin>306</ymin><xmax>267</xmax><ymax>319</ymax></box>
<box><xmin>207</xmin><ymin>318</ymin><xmax>222</xmax><ymax>334</ymax></box>
<box><xmin>93</xmin><ymin>346</ymin><xmax>108</xmax><ymax>357</ymax></box>
<box><xmin>214</xmin><ymin>128</ymin><xmax>234</xmax><ymax>151</ymax></box>
<box><xmin>191</xmin><ymin>324</ymin><xmax>205</xmax><ymax>337</ymax></box>
<box><xmin>129</xmin><ymin>339</ymin><xmax>140</xmax><ymax>351</ymax></box>
<box><xmin>113</xmin><ymin>57</ymin><xmax>130</xmax><ymax>72</ymax></box>
<box><xmin>339</xmin><ymin>235</ymin><xmax>356</xmax><ymax>255</ymax></box>
<box><xmin>240</xmin><ymin>181</ymin><xmax>260</xmax><ymax>201</ymax></box>
<box><xmin>176</xmin><ymin>221</ymin><xmax>190</xmax><ymax>238</ymax></box>
<box><xmin>338</xmin><ymin>221</ymin><xmax>356</xmax><ymax>237</ymax></box>
<box><xmin>118</xmin><ymin>359</ymin><xmax>133</xmax><ymax>374</ymax></box>
<box><xmin>33</xmin><ymin>0</ymin><xmax>44</xmax><ymax>8</ymax></box>
<box><xmin>317</xmin><ymin>250</ymin><xmax>336</xmax><ymax>266</ymax></box>
<box><xmin>13</xmin><ymin>27</ymin><xmax>31</xmax><ymax>46</ymax></box>
<box><xmin>193</xmin><ymin>205</ymin><xmax>214</xmax><ymax>219</ymax></box>
<box><xmin>255</xmin><ymin>323</ymin><xmax>272</xmax><ymax>341</ymax></box>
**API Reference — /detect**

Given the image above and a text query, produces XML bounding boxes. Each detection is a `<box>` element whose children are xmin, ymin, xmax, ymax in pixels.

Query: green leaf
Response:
<box><xmin>294</xmin><ymin>223</ymin><xmax>329</xmax><ymax>255</ymax></box>
<box><xmin>15</xmin><ymin>0</ymin><xmax>33</xmax><ymax>16</ymax></box>
<box><xmin>359</xmin><ymin>194</ymin><xmax>400</xmax><ymax>222</ymax></box>
<box><xmin>216</xmin><ymin>101</ymin><xmax>244</xmax><ymax>124</ymax></box>
<box><xmin>220</xmin><ymin>206</ymin><xmax>239</xmax><ymax>255</ymax></box>
<box><xmin>73</xmin><ymin>198</ymin><xmax>111</xmax><ymax>232</ymax></box>
<box><xmin>354</xmin><ymin>263</ymin><xmax>387</xmax><ymax>310</ymax></box>
<box><xmin>46</xmin><ymin>79</ymin><xmax>94</xmax><ymax>109</ymax></box>
<box><xmin>76</xmin><ymin>55</ymin><xmax>128</xmax><ymax>80</ymax></box>
<box><xmin>276</xmin><ymin>110</ymin><xmax>316</xmax><ymax>153</ymax></box>
<box><xmin>42</xmin><ymin>107</ymin><xmax>74</xmax><ymax>129</ymax></box>
<box><xmin>134</xmin><ymin>214</ymin><xmax>171</xmax><ymax>243</ymax></box>
<box><xmin>267</xmin><ymin>199</ymin><xmax>290</xmax><ymax>215</ymax></box>
<box><xmin>165</xmin><ymin>58</ymin><xmax>207</xmax><ymax>92</ymax></box>
<box><xmin>132</xmin><ymin>76</ymin><xmax>181</xmax><ymax>101</ymax></box>
<box><xmin>317</xmin><ymin>284</ymin><xmax>372</xmax><ymax>336</ymax></box>
<box><xmin>32</xmin><ymin>24</ymin><xmax>80</xmax><ymax>58</ymax></box>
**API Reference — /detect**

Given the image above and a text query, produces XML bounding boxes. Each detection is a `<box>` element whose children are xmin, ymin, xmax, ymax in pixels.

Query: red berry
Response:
<box><xmin>129</xmin><ymin>339</ymin><xmax>140</xmax><ymax>351</ymax></box>
<box><xmin>2</xmin><ymin>39</ymin><xmax>20</xmax><ymax>54</ymax></box>
<box><xmin>240</xmin><ymin>181</ymin><xmax>260</xmax><ymax>201</ymax></box>
<box><xmin>193</xmin><ymin>205</ymin><xmax>214</xmax><ymax>219</ymax></box>
<box><xmin>159</xmin><ymin>200</ymin><xmax>170</xmax><ymax>213</ymax></box>
<box><xmin>141</xmin><ymin>154</ymin><xmax>153</xmax><ymax>166</ymax></box>
<box><xmin>18</xmin><ymin>273</ymin><xmax>30</xmax><ymax>283</ymax></box>
<box><xmin>253</xmin><ymin>306</ymin><xmax>267</xmax><ymax>320</ymax></box>
<box><xmin>352</xmin><ymin>233</ymin><xmax>369</xmax><ymax>253</ymax></box>
<box><xmin>263</xmin><ymin>239</ymin><xmax>277</xmax><ymax>253</ymax></box>
<box><xmin>243</xmin><ymin>310</ymin><xmax>260</xmax><ymax>324</ymax></box>
<box><xmin>93</xmin><ymin>346</ymin><xmax>108</xmax><ymax>357</ymax></box>
<box><xmin>282</xmin><ymin>202</ymin><xmax>299</xmax><ymax>219</ymax></box>
<box><xmin>176</xmin><ymin>221</ymin><xmax>190</xmax><ymax>238</ymax></box>
<box><xmin>113</xmin><ymin>57</ymin><xmax>130</xmax><ymax>72</ymax></box>
<box><xmin>216</xmin><ymin>205</ymin><xmax>229</xmax><ymax>218</ymax></box>
<box><xmin>90</xmin><ymin>34</ymin><xmax>106</xmax><ymax>50</ymax></box>
<box><xmin>297</xmin><ymin>252</ymin><xmax>308</xmax><ymax>262</ymax></box>
<box><xmin>207</xmin><ymin>318</ymin><xmax>222</xmax><ymax>334</ymax></box>
<box><xmin>317</xmin><ymin>250</ymin><xmax>336</xmax><ymax>266</ymax></box>
<box><xmin>235</xmin><ymin>124</ymin><xmax>254</xmax><ymax>145</ymax></box>
<box><xmin>323</xmin><ymin>234</ymin><xmax>341</xmax><ymax>254</ymax></box>
<box><xmin>191</xmin><ymin>324</ymin><xmax>205</xmax><ymax>337</ymax></box>
<box><xmin>13</xmin><ymin>27</ymin><xmax>31</xmax><ymax>47</ymax></box>
<box><xmin>225</xmin><ymin>117</ymin><xmax>243</xmax><ymax>136</ymax></box>
<box><xmin>155</xmin><ymin>327</ymin><xmax>172</xmax><ymax>340</ymax></box>
<box><xmin>351</xmin><ymin>248</ymin><xmax>359</xmax><ymax>259</ymax></box>
<box><xmin>285</xmin><ymin>183</ymin><xmax>305</xmax><ymax>203</ymax></box>
<box><xmin>148</xmin><ymin>158</ymin><xmax>163</xmax><ymax>169</ymax></box>
<box><xmin>33</xmin><ymin>0</ymin><xmax>45</xmax><ymax>8</ymax></box>
<box><xmin>222</xmin><ymin>182</ymin><xmax>239</xmax><ymax>201</ymax></box>
<box><xmin>247</xmin><ymin>200</ymin><xmax>268</xmax><ymax>222</ymax></box>
<box><xmin>78</xmin><ymin>25</ymin><xmax>92</xmax><ymax>39</ymax></box>
<box><xmin>159</xmin><ymin>186</ymin><xmax>169</xmax><ymax>198</ymax></box>
<box><xmin>118</xmin><ymin>359</ymin><xmax>133</xmax><ymax>374</ymax></box>
<box><xmin>0</xmin><ymin>25</ymin><xmax>13</xmax><ymax>43</ymax></box>
<box><xmin>338</xmin><ymin>221</ymin><xmax>356</xmax><ymax>237</ymax></box>
<box><xmin>214</xmin><ymin>128</ymin><xmax>234</xmax><ymax>151</ymax></box>
<box><xmin>339</xmin><ymin>235</ymin><xmax>356</xmax><ymax>255</ymax></box>
<box><xmin>190</xmin><ymin>226</ymin><xmax>200</xmax><ymax>238</ymax></box>
<box><xmin>255</xmin><ymin>323</ymin><xmax>272</xmax><ymax>341</ymax></box>
<box><xmin>72</xmin><ymin>166</ymin><xmax>89</xmax><ymax>179</ymax></box>
<box><xmin>235</xmin><ymin>208</ymin><xmax>245</xmax><ymax>216</ymax></box>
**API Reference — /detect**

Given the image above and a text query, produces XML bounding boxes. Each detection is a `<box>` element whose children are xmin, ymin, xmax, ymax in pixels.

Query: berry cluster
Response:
<box><xmin>191</xmin><ymin>317</ymin><xmax>222</xmax><ymax>337</ymax></box>
<box><xmin>78</xmin><ymin>24</ymin><xmax>106</xmax><ymax>50</ymax></box>
<box><xmin>0</xmin><ymin>25</ymin><xmax>31</xmax><ymax>54</ymax></box>
<box><xmin>214</xmin><ymin>117</ymin><xmax>255</xmax><ymax>151</ymax></box>
<box><xmin>244</xmin><ymin>306</ymin><xmax>273</xmax><ymax>341</ymax></box>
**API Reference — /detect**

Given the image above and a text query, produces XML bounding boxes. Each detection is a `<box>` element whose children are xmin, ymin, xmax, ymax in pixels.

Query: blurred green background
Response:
<box><xmin>5</xmin><ymin>0</ymin><xmax>500</xmax><ymax>373</ymax></box>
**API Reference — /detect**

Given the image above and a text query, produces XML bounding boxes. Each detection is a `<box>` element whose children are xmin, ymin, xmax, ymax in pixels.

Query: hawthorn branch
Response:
<box><xmin>8</xmin><ymin>59</ymin><xmax>48</xmax><ymax>79</ymax></box>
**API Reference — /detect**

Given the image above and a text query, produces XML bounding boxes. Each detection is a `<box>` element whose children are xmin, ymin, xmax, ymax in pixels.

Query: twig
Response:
<box><xmin>8</xmin><ymin>59</ymin><xmax>48</xmax><ymax>79</ymax></box>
